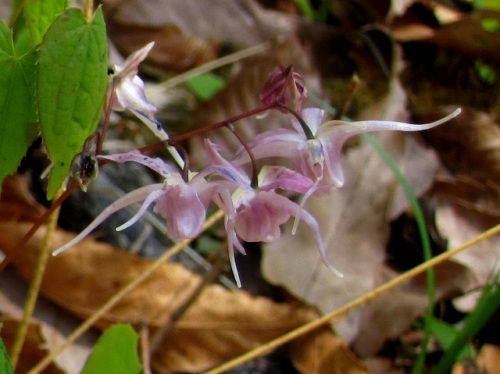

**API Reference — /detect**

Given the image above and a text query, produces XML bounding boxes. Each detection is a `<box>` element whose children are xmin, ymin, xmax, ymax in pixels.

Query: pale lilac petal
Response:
<box><xmin>326</xmin><ymin>108</ymin><xmax>462</xmax><ymax>133</ymax></box>
<box><xmin>114</xmin><ymin>75</ymin><xmax>157</xmax><ymax>116</ymax></box>
<box><xmin>99</xmin><ymin>151</ymin><xmax>177</xmax><ymax>178</ymax></box>
<box><xmin>154</xmin><ymin>184</ymin><xmax>206</xmax><ymax>239</ymax></box>
<box><xmin>258</xmin><ymin>192</ymin><xmax>344</xmax><ymax>278</ymax></box>
<box><xmin>205</xmin><ymin>140</ymin><xmax>250</xmax><ymax>187</ymax></box>
<box><xmin>114</xmin><ymin>42</ymin><xmax>155</xmax><ymax>79</ymax></box>
<box><xmin>233</xmin><ymin>128</ymin><xmax>303</xmax><ymax>164</ymax></box>
<box><xmin>116</xmin><ymin>189</ymin><xmax>164</xmax><ymax>231</ymax></box>
<box><xmin>234</xmin><ymin>191</ymin><xmax>291</xmax><ymax>243</ymax></box>
<box><xmin>258</xmin><ymin>165</ymin><xmax>313</xmax><ymax>193</ymax></box>
<box><xmin>53</xmin><ymin>183</ymin><xmax>163</xmax><ymax>256</ymax></box>
<box><xmin>295</xmin><ymin>107</ymin><xmax>324</xmax><ymax>134</ymax></box>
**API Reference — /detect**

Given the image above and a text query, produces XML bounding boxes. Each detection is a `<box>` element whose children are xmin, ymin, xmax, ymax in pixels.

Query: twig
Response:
<box><xmin>9</xmin><ymin>187</ymin><xmax>64</xmax><ymax>369</ymax></box>
<box><xmin>27</xmin><ymin>210</ymin><xmax>225</xmax><ymax>374</ymax></box>
<box><xmin>204</xmin><ymin>222</ymin><xmax>500</xmax><ymax>374</ymax></box>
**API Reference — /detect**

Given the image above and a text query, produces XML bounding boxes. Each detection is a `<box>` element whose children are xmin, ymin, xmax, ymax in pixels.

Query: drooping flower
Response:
<box><xmin>205</xmin><ymin>139</ymin><xmax>344</xmax><ymax>280</ymax></box>
<box><xmin>108</xmin><ymin>43</ymin><xmax>184</xmax><ymax>168</ymax></box>
<box><xmin>235</xmin><ymin>107</ymin><xmax>462</xmax><ymax>193</ymax></box>
<box><xmin>260</xmin><ymin>65</ymin><xmax>307</xmax><ymax>113</ymax></box>
<box><xmin>52</xmin><ymin>150</ymin><xmax>225</xmax><ymax>255</ymax></box>
<box><xmin>109</xmin><ymin>42</ymin><xmax>158</xmax><ymax>126</ymax></box>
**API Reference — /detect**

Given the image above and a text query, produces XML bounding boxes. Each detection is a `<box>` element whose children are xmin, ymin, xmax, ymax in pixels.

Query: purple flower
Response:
<box><xmin>235</xmin><ymin>107</ymin><xmax>462</xmax><ymax>193</ymax></box>
<box><xmin>52</xmin><ymin>150</ymin><xmax>224</xmax><ymax>255</ymax></box>
<box><xmin>205</xmin><ymin>140</ymin><xmax>344</xmax><ymax>281</ymax></box>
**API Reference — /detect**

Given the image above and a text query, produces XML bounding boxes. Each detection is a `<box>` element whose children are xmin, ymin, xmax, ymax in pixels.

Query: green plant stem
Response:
<box><xmin>293</xmin><ymin>0</ymin><xmax>315</xmax><ymax>20</ymax></box>
<box><xmin>9</xmin><ymin>187</ymin><xmax>63</xmax><ymax>369</ymax></box>
<box><xmin>361</xmin><ymin>134</ymin><xmax>436</xmax><ymax>373</ymax></box>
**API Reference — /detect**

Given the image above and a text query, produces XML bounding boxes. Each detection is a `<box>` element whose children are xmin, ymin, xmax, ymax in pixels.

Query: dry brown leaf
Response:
<box><xmin>262</xmin><ymin>129</ymin><xmax>440</xmax><ymax>346</ymax></box>
<box><xmin>0</xmin><ymin>268</ymin><xmax>97</xmax><ymax>373</ymax></box>
<box><xmin>0</xmin><ymin>175</ymin><xmax>46</xmax><ymax>222</ymax></box>
<box><xmin>477</xmin><ymin>344</ymin><xmax>500</xmax><ymax>374</ymax></box>
<box><xmin>433</xmin><ymin>202</ymin><xmax>500</xmax><ymax>312</ymax></box>
<box><xmin>420</xmin><ymin>108</ymin><xmax>500</xmax><ymax>182</ymax></box>
<box><xmin>104</xmin><ymin>0</ymin><xmax>292</xmax><ymax>50</ymax></box>
<box><xmin>0</xmin><ymin>222</ymin><xmax>364</xmax><ymax>373</ymax></box>
<box><xmin>0</xmin><ymin>317</ymin><xmax>65</xmax><ymax>374</ymax></box>
<box><xmin>106</xmin><ymin>20</ymin><xmax>218</xmax><ymax>73</ymax></box>
<box><xmin>290</xmin><ymin>327</ymin><xmax>368</xmax><ymax>374</ymax></box>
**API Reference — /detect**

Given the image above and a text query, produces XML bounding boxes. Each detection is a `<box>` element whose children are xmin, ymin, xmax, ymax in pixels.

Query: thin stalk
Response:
<box><xmin>314</xmin><ymin>0</ymin><xmax>334</xmax><ymax>23</ymax></box>
<box><xmin>83</xmin><ymin>0</ymin><xmax>93</xmax><ymax>22</ymax></box>
<box><xmin>9</xmin><ymin>187</ymin><xmax>64</xmax><ymax>369</ymax></box>
<box><xmin>361</xmin><ymin>134</ymin><xmax>436</xmax><ymax>373</ymax></box>
<box><xmin>204</xmin><ymin>223</ymin><xmax>500</xmax><ymax>374</ymax></box>
<box><xmin>151</xmin><ymin>42</ymin><xmax>271</xmax><ymax>93</ymax></box>
<box><xmin>27</xmin><ymin>210</ymin><xmax>225</xmax><ymax>374</ymax></box>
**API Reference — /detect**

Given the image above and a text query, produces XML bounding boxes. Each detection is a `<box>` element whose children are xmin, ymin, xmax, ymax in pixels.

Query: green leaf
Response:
<box><xmin>81</xmin><ymin>324</ymin><xmax>141</xmax><ymax>374</ymax></box>
<box><xmin>0</xmin><ymin>337</ymin><xmax>13</xmax><ymax>374</ymax></box>
<box><xmin>37</xmin><ymin>7</ymin><xmax>108</xmax><ymax>199</ymax></box>
<box><xmin>186</xmin><ymin>72</ymin><xmax>225</xmax><ymax>101</ymax></box>
<box><xmin>23</xmin><ymin>0</ymin><xmax>70</xmax><ymax>46</ymax></box>
<box><xmin>0</xmin><ymin>23</ymin><xmax>38</xmax><ymax>191</ymax></box>
<box><xmin>425</xmin><ymin>317</ymin><xmax>474</xmax><ymax>361</ymax></box>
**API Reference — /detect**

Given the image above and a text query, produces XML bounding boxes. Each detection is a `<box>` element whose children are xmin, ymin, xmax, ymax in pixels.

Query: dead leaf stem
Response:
<box><xmin>205</xmin><ymin>222</ymin><xmax>500</xmax><ymax>374</ymax></box>
<box><xmin>9</xmin><ymin>187</ymin><xmax>64</xmax><ymax>370</ymax></box>
<box><xmin>26</xmin><ymin>209</ymin><xmax>225</xmax><ymax>374</ymax></box>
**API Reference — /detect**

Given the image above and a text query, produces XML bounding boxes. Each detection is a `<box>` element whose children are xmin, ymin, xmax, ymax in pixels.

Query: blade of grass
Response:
<box><xmin>361</xmin><ymin>133</ymin><xmax>436</xmax><ymax>374</ymax></box>
<box><xmin>432</xmin><ymin>272</ymin><xmax>500</xmax><ymax>374</ymax></box>
<box><xmin>311</xmin><ymin>93</ymin><xmax>437</xmax><ymax>371</ymax></box>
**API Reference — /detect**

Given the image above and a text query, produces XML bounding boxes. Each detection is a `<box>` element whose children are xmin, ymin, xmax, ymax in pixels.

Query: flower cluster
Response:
<box><xmin>54</xmin><ymin>47</ymin><xmax>461</xmax><ymax>287</ymax></box>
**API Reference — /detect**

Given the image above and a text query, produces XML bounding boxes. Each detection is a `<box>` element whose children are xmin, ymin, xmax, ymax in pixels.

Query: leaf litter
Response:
<box><xmin>1</xmin><ymin>0</ymin><xmax>500</xmax><ymax>372</ymax></box>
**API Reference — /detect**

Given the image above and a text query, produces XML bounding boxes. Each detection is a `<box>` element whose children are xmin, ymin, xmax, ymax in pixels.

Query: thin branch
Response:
<box><xmin>204</xmin><ymin>222</ymin><xmax>500</xmax><ymax>374</ymax></box>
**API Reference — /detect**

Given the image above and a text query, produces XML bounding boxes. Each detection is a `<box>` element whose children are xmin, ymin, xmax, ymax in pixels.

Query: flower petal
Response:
<box><xmin>99</xmin><ymin>151</ymin><xmax>177</xmax><ymax>178</ymax></box>
<box><xmin>53</xmin><ymin>183</ymin><xmax>163</xmax><ymax>255</ymax></box>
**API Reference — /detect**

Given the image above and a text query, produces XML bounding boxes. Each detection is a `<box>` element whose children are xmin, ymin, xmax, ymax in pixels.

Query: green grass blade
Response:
<box><xmin>432</xmin><ymin>274</ymin><xmax>500</xmax><ymax>374</ymax></box>
<box><xmin>0</xmin><ymin>337</ymin><xmax>13</xmax><ymax>374</ymax></box>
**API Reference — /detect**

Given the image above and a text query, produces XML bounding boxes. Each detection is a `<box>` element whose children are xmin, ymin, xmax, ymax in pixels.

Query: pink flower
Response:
<box><xmin>205</xmin><ymin>140</ymin><xmax>344</xmax><ymax>281</ymax></box>
<box><xmin>235</xmin><ymin>107</ymin><xmax>462</xmax><ymax>193</ymax></box>
<box><xmin>52</xmin><ymin>150</ymin><xmax>224</xmax><ymax>255</ymax></box>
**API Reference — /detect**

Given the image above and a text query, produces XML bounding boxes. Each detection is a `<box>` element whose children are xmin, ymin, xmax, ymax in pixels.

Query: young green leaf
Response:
<box><xmin>0</xmin><ymin>336</ymin><xmax>13</xmax><ymax>374</ymax></box>
<box><xmin>81</xmin><ymin>324</ymin><xmax>141</xmax><ymax>374</ymax></box>
<box><xmin>186</xmin><ymin>72</ymin><xmax>225</xmax><ymax>101</ymax></box>
<box><xmin>23</xmin><ymin>0</ymin><xmax>70</xmax><ymax>46</ymax></box>
<box><xmin>37</xmin><ymin>7</ymin><xmax>108</xmax><ymax>199</ymax></box>
<box><xmin>0</xmin><ymin>23</ymin><xmax>38</xmax><ymax>191</ymax></box>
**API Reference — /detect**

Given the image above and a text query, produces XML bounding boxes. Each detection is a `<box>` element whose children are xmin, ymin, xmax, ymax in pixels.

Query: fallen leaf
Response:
<box><xmin>262</xmin><ymin>129</ymin><xmax>440</xmax><ymax>345</ymax></box>
<box><xmin>420</xmin><ymin>108</ymin><xmax>500</xmax><ymax>182</ymax></box>
<box><xmin>0</xmin><ymin>267</ymin><xmax>97</xmax><ymax>374</ymax></box>
<box><xmin>290</xmin><ymin>327</ymin><xmax>368</xmax><ymax>374</ymax></box>
<box><xmin>433</xmin><ymin>202</ymin><xmax>500</xmax><ymax>312</ymax></box>
<box><xmin>0</xmin><ymin>175</ymin><xmax>46</xmax><ymax>222</ymax></box>
<box><xmin>0</xmin><ymin>222</ymin><xmax>365</xmax><ymax>373</ymax></box>
<box><xmin>0</xmin><ymin>317</ymin><xmax>65</xmax><ymax>374</ymax></box>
